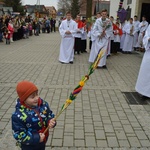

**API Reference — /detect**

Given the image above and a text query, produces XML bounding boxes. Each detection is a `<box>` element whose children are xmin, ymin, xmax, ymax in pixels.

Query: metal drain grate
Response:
<box><xmin>122</xmin><ymin>92</ymin><xmax>148</xmax><ymax>105</ymax></box>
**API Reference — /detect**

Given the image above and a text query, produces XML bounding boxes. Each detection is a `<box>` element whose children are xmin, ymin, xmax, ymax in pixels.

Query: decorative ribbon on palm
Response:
<box><xmin>43</xmin><ymin>48</ymin><xmax>105</xmax><ymax>134</ymax></box>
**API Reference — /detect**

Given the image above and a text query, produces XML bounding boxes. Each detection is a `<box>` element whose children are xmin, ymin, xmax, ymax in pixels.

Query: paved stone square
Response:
<box><xmin>0</xmin><ymin>32</ymin><xmax>150</xmax><ymax>150</ymax></box>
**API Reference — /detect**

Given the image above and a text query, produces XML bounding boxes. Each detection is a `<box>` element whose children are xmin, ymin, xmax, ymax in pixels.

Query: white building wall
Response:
<box><xmin>109</xmin><ymin>0</ymin><xmax>137</xmax><ymax>19</ymax></box>
<box><xmin>127</xmin><ymin>0</ymin><xmax>137</xmax><ymax>18</ymax></box>
<box><xmin>110</xmin><ymin>0</ymin><xmax>120</xmax><ymax>18</ymax></box>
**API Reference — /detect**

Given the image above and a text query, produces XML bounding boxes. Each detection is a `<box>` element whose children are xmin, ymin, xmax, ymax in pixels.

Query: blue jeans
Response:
<box><xmin>21</xmin><ymin>142</ymin><xmax>45</xmax><ymax>150</ymax></box>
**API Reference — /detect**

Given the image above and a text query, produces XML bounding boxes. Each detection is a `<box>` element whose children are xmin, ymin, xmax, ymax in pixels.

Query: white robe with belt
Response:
<box><xmin>93</xmin><ymin>18</ymin><xmax>113</xmax><ymax>67</ymax></box>
<box><xmin>136</xmin><ymin>21</ymin><xmax>148</xmax><ymax>48</ymax></box>
<box><xmin>135</xmin><ymin>25</ymin><xmax>150</xmax><ymax>97</ymax></box>
<box><xmin>59</xmin><ymin>19</ymin><xmax>77</xmax><ymax>63</ymax></box>
<box><xmin>133</xmin><ymin>20</ymin><xmax>140</xmax><ymax>48</ymax></box>
<box><xmin>122</xmin><ymin>23</ymin><xmax>134</xmax><ymax>52</ymax></box>
<box><xmin>88</xmin><ymin>24</ymin><xmax>97</xmax><ymax>63</ymax></box>
<box><xmin>120</xmin><ymin>22</ymin><xmax>127</xmax><ymax>49</ymax></box>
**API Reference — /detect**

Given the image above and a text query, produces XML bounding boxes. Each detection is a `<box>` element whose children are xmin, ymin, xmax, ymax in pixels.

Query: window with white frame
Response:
<box><xmin>127</xmin><ymin>0</ymin><xmax>132</xmax><ymax>5</ymax></box>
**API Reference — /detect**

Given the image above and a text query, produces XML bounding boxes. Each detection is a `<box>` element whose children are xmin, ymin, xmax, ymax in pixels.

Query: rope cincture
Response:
<box><xmin>44</xmin><ymin>48</ymin><xmax>105</xmax><ymax>134</ymax></box>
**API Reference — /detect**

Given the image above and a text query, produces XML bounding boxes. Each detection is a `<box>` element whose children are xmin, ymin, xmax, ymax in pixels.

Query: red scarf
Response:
<box><xmin>76</xmin><ymin>20</ymin><xmax>84</xmax><ymax>29</ymax></box>
<box><xmin>113</xmin><ymin>24</ymin><xmax>123</xmax><ymax>36</ymax></box>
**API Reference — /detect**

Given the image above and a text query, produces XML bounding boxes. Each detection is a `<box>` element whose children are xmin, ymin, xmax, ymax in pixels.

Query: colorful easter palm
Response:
<box><xmin>44</xmin><ymin>48</ymin><xmax>105</xmax><ymax>134</ymax></box>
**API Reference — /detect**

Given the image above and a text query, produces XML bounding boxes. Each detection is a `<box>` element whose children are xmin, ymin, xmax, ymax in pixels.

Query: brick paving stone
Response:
<box><xmin>110</xmin><ymin>115</ymin><xmax>120</xmax><ymax>122</ymax></box>
<box><xmin>63</xmin><ymin>136</ymin><xmax>74</xmax><ymax>147</ymax></box>
<box><xmin>52</xmin><ymin>138</ymin><xmax>63</xmax><ymax>147</ymax></box>
<box><xmin>115</xmin><ymin>130</ymin><xmax>127</xmax><ymax>140</ymax></box>
<box><xmin>85</xmin><ymin>136</ymin><xmax>96</xmax><ymax>147</ymax></box>
<box><xmin>97</xmin><ymin>140</ymin><xmax>108</xmax><ymax>147</ymax></box>
<box><xmin>104</xmin><ymin>125</ymin><xmax>114</xmax><ymax>133</ymax></box>
<box><xmin>107</xmin><ymin>137</ymin><xmax>119</xmax><ymax>147</ymax></box>
<box><xmin>75</xmin><ymin>120</ymin><xmax>84</xmax><ymax>127</ymax></box>
<box><xmin>140</xmin><ymin>140</ymin><xmax>150</xmax><ymax>147</ymax></box>
<box><xmin>75</xmin><ymin>130</ymin><xmax>84</xmax><ymax>139</ymax></box>
<box><xmin>112</xmin><ymin>122</ymin><xmax>122</xmax><ymax>128</ymax></box>
<box><xmin>92</xmin><ymin>115</ymin><xmax>101</xmax><ymax>121</ymax></box>
<box><xmin>95</xmin><ymin>130</ymin><xmax>106</xmax><ymax>140</ymax></box>
<box><xmin>135</xmin><ymin>130</ymin><xmax>148</xmax><ymax>140</ymax></box>
<box><xmin>0</xmin><ymin>32</ymin><xmax>150</xmax><ymax>149</ymax></box>
<box><xmin>128</xmin><ymin>137</ymin><xmax>141</xmax><ymax>147</ymax></box>
<box><xmin>65</xmin><ymin>124</ymin><xmax>74</xmax><ymax>132</ymax></box>
<box><xmin>123</xmin><ymin>125</ymin><xmax>134</xmax><ymax>133</ymax></box>
<box><xmin>0</xmin><ymin>122</ymin><xmax>8</xmax><ymax>130</ymax></box>
<box><xmin>74</xmin><ymin>140</ymin><xmax>85</xmax><ymax>147</ymax></box>
<box><xmin>85</xmin><ymin>124</ymin><xmax>94</xmax><ymax>133</ymax></box>
<box><xmin>118</xmin><ymin>140</ymin><xmax>130</xmax><ymax>147</ymax></box>
<box><xmin>100</xmin><ymin>111</ymin><xmax>109</xmax><ymax>117</ymax></box>
<box><xmin>53</xmin><ymin>129</ymin><xmax>64</xmax><ymax>139</ymax></box>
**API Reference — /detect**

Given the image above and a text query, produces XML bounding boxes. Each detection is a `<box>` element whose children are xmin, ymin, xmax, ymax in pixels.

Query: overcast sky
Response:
<box><xmin>22</xmin><ymin>0</ymin><xmax>58</xmax><ymax>8</ymax></box>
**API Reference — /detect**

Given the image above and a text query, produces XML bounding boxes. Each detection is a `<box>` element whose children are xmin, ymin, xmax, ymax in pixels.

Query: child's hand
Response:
<box><xmin>49</xmin><ymin>118</ymin><xmax>56</xmax><ymax>128</ymax></box>
<box><xmin>39</xmin><ymin>133</ymin><xmax>45</xmax><ymax>142</ymax></box>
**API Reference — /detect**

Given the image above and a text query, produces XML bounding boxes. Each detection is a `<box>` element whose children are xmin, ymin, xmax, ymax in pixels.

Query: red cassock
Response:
<box><xmin>113</xmin><ymin>24</ymin><xmax>123</xmax><ymax>36</ymax></box>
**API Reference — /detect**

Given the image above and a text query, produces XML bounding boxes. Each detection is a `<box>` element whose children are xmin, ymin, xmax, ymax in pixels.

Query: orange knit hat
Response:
<box><xmin>16</xmin><ymin>80</ymin><xmax>38</xmax><ymax>103</ymax></box>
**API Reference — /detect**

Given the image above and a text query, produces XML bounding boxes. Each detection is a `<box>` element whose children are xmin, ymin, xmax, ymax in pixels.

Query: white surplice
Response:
<box><xmin>135</xmin><ymin>25</ymin><xmax>150</xmax><ymax>97</ymax></box>
<box><xmin>120</xmin><ymin>23</ymin><xmax>127</xmax><ymax>49</ymax></box>
<box><xmin>133</xmin><ymin>20</ymin><xmax>140</xmax><ymax>48</ymax></box>
<box><xmin>92</xmin><ymin>18</ymin><xmax>113</xmax><ymax>67</ymax></box>
<box><xmin>136</xmin><ymin>20</ymin><xmax>148</xmax><ymax>48</ymax></box>
<box><xmin>122</xmin><ymin>23</ymin><xmax>134</xmax><ymax>52</ymax></box>
<box><xmin>88</xmin><ymin>24</ymin><xmax>97</xmax><ymax>63</ymax></box>
<box><xmin>59</xmin><ymin>19</ymin><xmax>77</xmax><ymax>63</ymax></box>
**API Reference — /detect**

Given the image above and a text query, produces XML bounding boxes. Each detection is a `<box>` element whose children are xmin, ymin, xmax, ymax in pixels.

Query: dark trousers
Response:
<box><xmin>6</xmin><ymin>38</ymin><xmax>10</xmax><ymax>44</ymax></box>
<box><xmin>110</xmin><ymin>40</ymin><xmax>114</xmax><ymax>53</ymax></box>
<box><xmin>0</xmin><ymin>32</ymin><xmax>2</xmax><ymax>41</ymax></box>
<box><xmin>46</xmin><ymin>27</ymin><xmax>50</xmax><ymax>33</ymax></box>
<box><xmin>74</xmin><ymin>37</ymin><xmax>81</xmax><ymax>54</ymax></box>
<box><xmin>13</xmin><ymin>32</ymin><xmax>17</xmax><ymax>41</ymax></box>
<box><xmin>113</xmin><ymin>42</ymin><xmax>120</xmax><ymax>53</ymax></box>
<box><xmin>81</xmin><ymin>39</ymin><xmax>87</xmax><ymax>52</ymax></box>
<box><xmin>21</xmin><ymin>142</ymin><xmax>45</xmax><ymax>150</ymax></box>
<box><xmin>89</xmin><ymin>40</ymin><xmax>92</xmax><ymax>50</ymax></box>
<box><xmin>51</xmin><ymin>26</ymin><xmax>56</xmax><ymax>32</ymax></box>
<box><xmin>18</xmin><ymin>27</ymin><xmax>24</xmax><ymax>39</ymax></box>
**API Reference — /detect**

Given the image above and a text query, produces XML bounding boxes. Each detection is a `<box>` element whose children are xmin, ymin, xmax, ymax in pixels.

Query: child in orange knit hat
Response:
<box><xmin>11</xmin><ymin>80</ymin><xmax>56</xmax><ymax>150</ymax></box>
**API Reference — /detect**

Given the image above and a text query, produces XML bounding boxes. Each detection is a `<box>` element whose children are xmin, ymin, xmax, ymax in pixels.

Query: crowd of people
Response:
<box><xmin>58</xmin><ymin>10</ymin><xmax>149</xmax><ymax>67</ymax></box>
<box><xmin>59</xmin><ymin>10</ymin><xmax>148</xmax><ymax>68</ymax></box>
<box><xmin>0</xmin><ymin>15</ymin><xmax>56</xmax><ymax>44</ymax></box>
<box><xmin>58</xmin><ymin>9</ymin><xmax>150</xmax><ymax>99</ymax></box>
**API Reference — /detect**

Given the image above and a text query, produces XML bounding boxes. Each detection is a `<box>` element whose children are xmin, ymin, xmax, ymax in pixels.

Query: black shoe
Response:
<box><xmin>97</xmin><ymin>65</ymin><xmax>107</xmax><ymax>69</ymax></box>
<box><xmin>102</xmin><ymin>65</ymin><xmax>107</xmax><ymax>69</ymax></box>
<box><xmin>122</xmin><ymin>51</ymin><xmax>127</xmax><ymax>54</ymax></box>
<box><xmin>97</xmin><ymin>66</ymin><xmax>102</xmax><ymax>69</ymax></box>
<box><xmin>69</xmin><ymin>61</ymin><xmax>73</xmax><ymax>64</ymax></box>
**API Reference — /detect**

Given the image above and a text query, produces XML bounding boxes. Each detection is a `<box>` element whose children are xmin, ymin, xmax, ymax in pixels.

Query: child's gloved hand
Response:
<box><xmin>39</xmin><ymin>133</ymin><xmax>45</xmax><ymax>142</ymax></box>
<box><xmin>49</xmin><ymin>118</ymin><xmax>56</xmax><ymax>128</ymax></box>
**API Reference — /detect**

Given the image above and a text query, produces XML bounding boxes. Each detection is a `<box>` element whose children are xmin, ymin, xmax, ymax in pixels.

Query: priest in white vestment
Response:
<box><xmin>92</xmin><ymin>9</ymin><xmax>113</xmax><ymax>69</ymax></box>
<box><xmin>88</xmin><ymin>23</ymin><xmax>97</xmax><ymax>63</ymax></box>
<box><xmin>88</xmin><ymin>13</ymin><xmax>101</xmax><ymax>63</ymax></box>
<box><xmin>59</xmin><ymin>12</ymin><xmax>77</xmax><ymax>64</ymax></box>
<box><xmin>135</xmin><ymin>25</ymin><xmax>150</xmax><ymax>99</ymax></box>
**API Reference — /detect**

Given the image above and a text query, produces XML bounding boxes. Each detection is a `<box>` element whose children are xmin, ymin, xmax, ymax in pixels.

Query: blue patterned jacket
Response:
<box><xmin>11</xmin><ymin>98</ymin><xmax>55</xmax><ymax>146</ymax></box>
